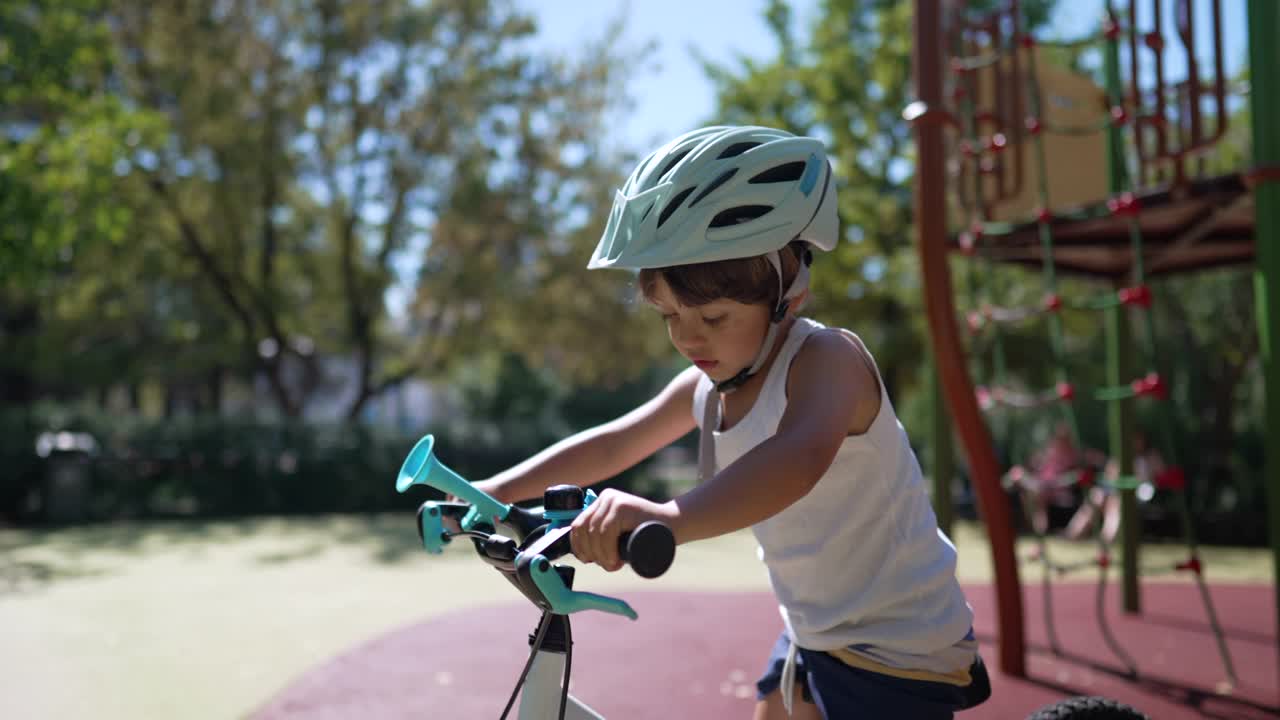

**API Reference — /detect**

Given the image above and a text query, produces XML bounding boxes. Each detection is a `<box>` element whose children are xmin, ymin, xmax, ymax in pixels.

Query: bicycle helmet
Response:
<box><xmin>589</xmin><ymin>125</ymin><xmax>839</xmax><ymax>394</ymax></box>
<box><xmin>589</xmin><ymin>125</ymin><xmax>837</xmax><ymax>270</ymax></box>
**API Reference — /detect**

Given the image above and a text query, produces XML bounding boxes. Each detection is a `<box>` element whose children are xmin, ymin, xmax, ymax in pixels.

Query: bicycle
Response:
<box><xmin>395</xmin><ymin>435</ymin><xmax>1156</xmax><ymax>720</ymax></box>
<box><xmin>395</xmin><ymin>434</ymin><xmax>676</xmax><ymax>720</ymax></box>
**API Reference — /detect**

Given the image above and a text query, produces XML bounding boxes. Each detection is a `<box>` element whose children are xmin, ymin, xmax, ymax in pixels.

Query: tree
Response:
<box><xmin>8</xmin><ymin>0</ymin><xmax>655</xmax><ymax>418</ymax></box>
<box><xmin>411</xmin><ymin>108</ymin><xmax>671</xmax><ymax>390</ymax></box>
<box><xmin>0</xmin><ymin>0</ymin><xmax>167</xmax><ymax>406</ymax></box>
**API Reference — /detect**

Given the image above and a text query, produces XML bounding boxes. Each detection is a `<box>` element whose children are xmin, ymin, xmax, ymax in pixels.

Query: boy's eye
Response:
<box><xmin>701</xmin><ymin>314</ymin><xmax>726</xmax><ymax>326</ymax></box>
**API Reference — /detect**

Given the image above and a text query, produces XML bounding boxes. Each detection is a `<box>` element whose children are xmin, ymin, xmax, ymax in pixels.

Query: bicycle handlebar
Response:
<box><xmin>396</xmin><ymin>434</ymin><xmax>676</xmax><ymax>619</ymax></box>
<box><xmin>620</xmin><ymin>521</ymin><xmax>678</xmax><ymax>579</ymax></box>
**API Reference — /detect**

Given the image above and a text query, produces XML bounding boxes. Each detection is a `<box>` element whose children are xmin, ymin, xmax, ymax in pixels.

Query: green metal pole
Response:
<box><xmin>1101</xmin><ymin>2</ymin><xmax>1140</xmax><ymax>614</ymax></box>
<box><xmin>931</xmin><ymin>358</ymin><xmax>956</xmax><ymax>538</ymax></box>
<box><xmin>1247</xmin><ymin>0</ymin><xmax>1280</xmax><ymax>674</ymax></box>
<box><xmin>1105</xmin><ymin>293</ymin><xmax>1139</xmax><ymax>613</ymax></box>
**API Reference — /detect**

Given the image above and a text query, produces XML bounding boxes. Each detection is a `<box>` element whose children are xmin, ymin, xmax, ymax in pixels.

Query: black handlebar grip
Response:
<box><xmin>617</xmin><ymin>521</ymin><xmax>676</xmax><ymax>579</ymax></box>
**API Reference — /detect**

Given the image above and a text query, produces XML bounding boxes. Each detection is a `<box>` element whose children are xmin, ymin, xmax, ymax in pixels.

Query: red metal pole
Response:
<box><xmin>909</xmin><ymin>0</ymin><xmax>1026</xmax><ymax>677</ymax></box>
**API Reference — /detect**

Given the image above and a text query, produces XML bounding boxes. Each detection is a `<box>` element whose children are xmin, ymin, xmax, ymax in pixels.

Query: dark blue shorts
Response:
<box><xmin>755</xmin><ymin>633</ymin><xmax>991</xmax><ymax>719</ymax></box>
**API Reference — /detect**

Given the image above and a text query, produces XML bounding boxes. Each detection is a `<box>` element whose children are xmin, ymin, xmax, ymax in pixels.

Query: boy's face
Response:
<box><xmin>646</xmin><ymin>275</ymin><xmax>771</xmax><ymax>383</ymax></box>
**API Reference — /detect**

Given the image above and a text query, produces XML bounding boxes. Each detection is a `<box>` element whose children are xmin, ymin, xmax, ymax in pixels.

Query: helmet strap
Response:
<box><xmin>712</xmin><ymin>249</ymin><xmax>812</xmax><ymax>394</ymax></box>
<box><xmin>700</xmin><ymin>248</ymin><xmax>814</xmax><ymax>480</ymax></box>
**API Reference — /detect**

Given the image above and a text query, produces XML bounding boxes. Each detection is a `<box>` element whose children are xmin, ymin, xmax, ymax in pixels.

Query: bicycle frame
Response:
<box><xmin>515</xmin><ymin>616</ymin><xmax>604</xmax><ymax>720</ymax></box>
<box><xmin>498</xmin><ymin>575</ymin><xmax>607</xmax><ymax>719</ymax></box>
<box><xmin>520</xmin><ymin>653</ymin><xmax>602</xmax><ymax>719</ymax></box>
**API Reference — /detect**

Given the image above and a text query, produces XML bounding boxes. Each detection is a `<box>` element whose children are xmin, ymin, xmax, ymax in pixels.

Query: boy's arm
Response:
<box><xmin>667</xmin><ymin>332</ymin><xmax>874</xmax><ymax>543</ymax></box>
<box><xmin>480</xmin><ymin>366</ymin><xmax>702</xmax><ymax>504</ymax></box>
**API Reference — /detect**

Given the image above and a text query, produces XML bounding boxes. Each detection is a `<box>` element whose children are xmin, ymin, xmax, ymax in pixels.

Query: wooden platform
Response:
<box><xmin>953</xmin><ymin>174</ymin><xmax>1256</xmax><ymax>280</ymax></box>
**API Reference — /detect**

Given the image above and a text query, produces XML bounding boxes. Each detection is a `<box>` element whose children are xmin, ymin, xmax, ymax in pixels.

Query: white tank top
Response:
<box><xmin>693</xmin><ymin>318</ymin><xmax>975</xmax><ymax>670</ymax></box>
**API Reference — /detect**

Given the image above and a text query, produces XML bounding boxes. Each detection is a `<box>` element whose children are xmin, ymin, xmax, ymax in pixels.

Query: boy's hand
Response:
<box><xmin>569</xmin><ymin>489</ymin><xmax>677</xmax><ymax>572</ymax></box>
<box><xmin>443</xmin><ymin>478</ymin><xmax>508</xmax><ymax>532</ymax></box>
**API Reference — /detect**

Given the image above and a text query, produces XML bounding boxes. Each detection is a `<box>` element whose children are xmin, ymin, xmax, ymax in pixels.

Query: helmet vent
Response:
<box><xmin>749</xmin><ymin>161</ymin><xmax>807</xmax><ymax>184</ymax></box>
<box><xmin>709</xmin><ymin>205</ymin><xmax>773</xmax><ymax>227</ymax></box>
<box><xmin>657</xmin><ymin>187</ymin><xmax>697</xmax><ymax>228</ymax></box>
<box><xmin>717</xmin><ymin>142</ymin><xmax>759</xmax><ymax>159</ymax></box>
<box><xmin>687</xmin><ymin>168</ymin><xmax>738</xmax><ymax>208</ymax></box>
<box><xmin>656</xmin><ymin>150</ymin><xmax>692</xmax><ymax>181</ymax></box>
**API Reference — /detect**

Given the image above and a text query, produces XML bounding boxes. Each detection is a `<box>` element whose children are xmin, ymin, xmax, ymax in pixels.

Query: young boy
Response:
<box><xmin>471</xmin><ymin>126</ymin><xmax>989</xmax><ymax>718</ymax></box>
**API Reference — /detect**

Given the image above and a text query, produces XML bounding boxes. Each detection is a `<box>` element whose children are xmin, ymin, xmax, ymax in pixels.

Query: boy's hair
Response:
<box><xmin>638</xmin><ymin>241</ymin><xmax>807</xmax><ymax>308</ymax></box>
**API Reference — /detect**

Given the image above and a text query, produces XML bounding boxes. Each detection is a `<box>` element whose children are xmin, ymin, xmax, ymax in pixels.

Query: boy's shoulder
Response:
<box><xmin>790</xmin><ymin>321</ymin><xmax>878</xmax><ymax>387</ymax></box>
<box><xmin>795</xmin><ymin>320</ymin><xmax>869</xmax><ymax>361</ymax></box>
<box><xmin>798</xmin><ymin>317</ymin><xmax>859</xmax><ymax>338</ymax></box>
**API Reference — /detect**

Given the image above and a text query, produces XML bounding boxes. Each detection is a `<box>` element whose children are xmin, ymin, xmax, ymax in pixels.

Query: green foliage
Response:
<box><xmin>0</xmin><ymin>0</ymin><xmax>678</xmax><ymax>523</ymax></box>
<box><xmin>1</xmin><ymin>2</ymin><xmax>174</xmax><ymax>405</ymax></box>
<box><xmin>2</xmin><ymin>0</ymin><xmax>665</xmax><ymax>418</ymax></box>
<box><xmin>0</xmin><ymin>1</ymin><xmax>164</xmax><ymax>281</ymax></box>
<box><xmin>1144</xmin><ymin>269</ymin><xmax>1261</xmax><ymax>511</ymax></box>
<box><xmin>451</xmin><ymin>351</ymin><xmax>678</xmax><ymax>496</ymax></box>
<box><xmin>0</xmin><ymin>399</ymin><xmax>667</xmax><ymax>524</ymax></box>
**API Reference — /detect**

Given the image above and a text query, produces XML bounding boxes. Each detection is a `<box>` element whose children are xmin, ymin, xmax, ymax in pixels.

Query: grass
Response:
<box><xmin>0</xmin><ymin>515</ymin><xmax>1271</xmax><ymax>719</ymax></box>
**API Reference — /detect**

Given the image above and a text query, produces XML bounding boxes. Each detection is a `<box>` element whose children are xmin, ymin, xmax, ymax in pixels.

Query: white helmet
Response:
<box><xmin>589</xmin><ymin>125</ymin><xmax>841</xmax><ymax>400</ymax></box>
<box><xmin>588</xmin><ymin>125</ymin><xmax>838</xmax><ymax>270</ymax></box>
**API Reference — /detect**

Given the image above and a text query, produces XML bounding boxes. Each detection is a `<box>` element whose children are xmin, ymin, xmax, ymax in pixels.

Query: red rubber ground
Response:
<box><xmin>254</xmin><ymin>582</ymin><xmax>1277</xmax><ymax>719</ymax></box>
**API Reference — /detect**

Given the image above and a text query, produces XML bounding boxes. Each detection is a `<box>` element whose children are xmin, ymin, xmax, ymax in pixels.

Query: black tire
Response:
<box><xmin>1025</xmin><ymin>695</ymin><xmax>1149</xmax><ymax>720</ymax></box>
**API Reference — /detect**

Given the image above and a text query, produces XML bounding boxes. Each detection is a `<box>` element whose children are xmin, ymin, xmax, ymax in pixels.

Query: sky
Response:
<box><xmin>527</xmin><ymin>0</ymin><xmax>818</xmax><ymax>153</ymax></box>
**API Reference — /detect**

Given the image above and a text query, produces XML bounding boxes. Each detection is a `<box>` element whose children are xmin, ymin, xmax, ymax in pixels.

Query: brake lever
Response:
<box><xmin>514</xmin><ymin>525</ymin><xmax>638</xmax><ymax>620</ymax></box>
<box><xmin>525</xmin><ymin>556</ymin><xmax>638</xmax><ymax>620</ymax></box>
